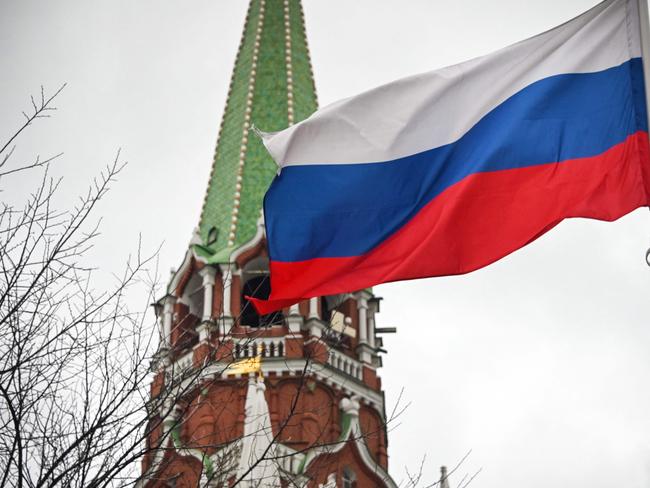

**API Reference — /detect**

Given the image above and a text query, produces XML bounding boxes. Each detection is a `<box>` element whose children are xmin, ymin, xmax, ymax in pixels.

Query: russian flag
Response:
<box><xmin>252</xmin><ymin>0</ymin><xmax>650</xmax><ymax>313</ymax></box>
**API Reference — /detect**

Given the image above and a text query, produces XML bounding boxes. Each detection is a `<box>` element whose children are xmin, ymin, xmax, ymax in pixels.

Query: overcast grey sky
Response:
<box><xmin>2</xmin><ymin>0</ymin><xmax>650</xmax><ymax>486</ymax></box>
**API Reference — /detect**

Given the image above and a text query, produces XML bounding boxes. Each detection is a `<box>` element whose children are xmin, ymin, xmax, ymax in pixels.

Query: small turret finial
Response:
<box><xmin>440</xmin><ymin>466</ymin><xmax>450</xmax><ymax>488</ymax></box>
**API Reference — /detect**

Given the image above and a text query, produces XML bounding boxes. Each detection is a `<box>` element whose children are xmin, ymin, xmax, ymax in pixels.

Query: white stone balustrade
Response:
<box><xmin>170</xmin><ymin>350</ymin><xmax>194</xmax><ymax>379</ymax></box>
<box><xmin>327</xmin><ymin>349</ymin><xmax>363</xmax><ymax>381</ymax></box>
<box><xmin>233</xmin><ymin>337</ymin><xmax>286</xmax><ymax>359</ymax></box>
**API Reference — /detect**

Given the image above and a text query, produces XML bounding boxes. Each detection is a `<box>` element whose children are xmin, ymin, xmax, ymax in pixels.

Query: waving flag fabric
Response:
<box><xmin>252</xmin><ymin>0</ymin><xmax>650</xmax><ymax>313</ymax></box>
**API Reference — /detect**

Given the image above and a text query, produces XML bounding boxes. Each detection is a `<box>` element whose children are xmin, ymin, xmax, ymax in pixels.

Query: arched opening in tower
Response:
<box><xmin>240</xmin><ymin>256</ymin><xmax>284</xmax><ymax>327</ymax></box>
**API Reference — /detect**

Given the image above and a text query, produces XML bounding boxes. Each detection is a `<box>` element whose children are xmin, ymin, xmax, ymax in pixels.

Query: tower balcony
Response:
<box><xmin>152</xmin><ymin>246</ymin><xmax>391</xmax><ymax>375</ymax></box>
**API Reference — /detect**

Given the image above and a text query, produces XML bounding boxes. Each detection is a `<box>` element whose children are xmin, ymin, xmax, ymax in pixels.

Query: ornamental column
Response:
<box><xmin>358</xmin><ymin>298</ymin><xmax>368</xmax><ymax>345</ymax></box>
<box><xmin>161</xmin><ymin>295</ymin><xmax>176</xmax><ymax>350</ymax></box>
<box><xmin>355</xmin><ymin>290</ymin><xmax>373</xmax><ymax>364</ymax></box>
<box><xmin>287</xmin><ymin>303</ymin><xmax>303</xmax><ymax>333</ymax></box>
<box><xmin>197</xmin><ymin>266</ymin><xmax>217</xmax><ymax>342</ymax></box>
<box><xmin>308</xmin><ymin>297</ymin><xmax>319</xmax><ymax>319</ymax></box>
<box><xmin>368</xmin><ymin>298</ymin><xmax>379</xmax><ymax>349</ymax></box>
<box><xmin>220</xmin><ymin>264</ymin><xmax>234</xmax><ymax>335</ymax></box>
<box><xmin>199</xmin><ymin>266</ymin><xmax>217</xmax><ymax>321</ymax></box>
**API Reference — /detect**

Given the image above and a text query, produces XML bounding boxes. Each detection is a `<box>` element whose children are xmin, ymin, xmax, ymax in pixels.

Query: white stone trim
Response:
<box><xmin>298</xmin><ymin>400</ymin><xmax>397</xmax><ymax>488</ymax></box>
<box><xmin>232</xmin><ymin>336</ymin><xmax>286</xmax><ymax>359</ymax></box>
<box><xmin>358</xmin><ymin>299</ymin><xmax>368</xmax><ymax>345</ymax></box>
<box><xmin>355</xmin><ymin>291</ymin><xmax>373</xmax><ymax>364</ymax></box>
<box><xmin>220</xmin><ymin>263</ymin><xmax>233</xmax><ymax>318</ymax></box>
<box><xmin>308</xmin><ymin>297</ymin><xmax>319</xmax><ymax>319</ymax></box>
<box><xmin>159</xmin><ymin>359</ymin><xmax>387</xmax><ymax>425</ymax></box>
<box><xmin>200</xmin><ymin>358</ymin><xmax>384</xmax><ymax>411</ymax></box>
<box><xmin>170</xmin><ymin>350</ymin><xmax>194</xmax><ymax>380</ymax></box>
<box><xmin>367</xmin><ymin>304</ymin><xmax>377</xmax><ymax>349</ymax></box>
<box><xmin>167</xmin><ymin>248</ymin><xmax>194</xmax><ymax>295</ymax></box>
<box><xmin>199</xmin><ymin>266</ymin><xmax>217</xmax><ymax>322</ymax></box>
<box><xmin>327</xmin><ymin>349</ymin><xmax>363</xmax><ymax>381</ymax></box>
<box><xmin>161</xmin><ymin>295</ymin><xmax>176</xmax><ymax>350</ymax></box>
<box><xmin>349</xmin><ymin>418</ymin><xmax>397</xmax><ymax>488</ymax></box>
<box><xmin>273</xmin><ymin>442</ymin><xmax>307</xmax><ymax>477</ymax></box>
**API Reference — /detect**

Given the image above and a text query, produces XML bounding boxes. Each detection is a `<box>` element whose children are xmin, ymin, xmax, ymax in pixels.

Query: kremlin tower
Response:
<box><xmin>140</xmin><ymin>1</ymin><xmax>397</xmax><ymax>486</ymax></box>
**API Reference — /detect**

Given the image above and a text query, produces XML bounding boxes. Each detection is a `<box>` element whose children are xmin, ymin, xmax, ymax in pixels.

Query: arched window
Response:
<box><xmin>321</xmin><ymin>294</ymin><xmax>346</xmax><ymax>324</ymax></box>
<box><xmin>342</xmin><ymin>466</ymin><xmax>356</xmax><ymax>488</ymax></box>
<box><xmin>321</xmin><ymin>296</ymin><xmax>333</xmax><ymax>323</ymax></box>
<box><xmin>179</xmin><ymin>272</ymin><xmax>204</xmax><ymax>319</ymax></box>
<box><xmin>240</xmin><ymin>257</ymin><xmax>283</xmax><ymax>327</ymax></box>
<box><xmin>171</xmin><ymin>271</ymin><xmax>203</xmax><ymax>350</ymax></box>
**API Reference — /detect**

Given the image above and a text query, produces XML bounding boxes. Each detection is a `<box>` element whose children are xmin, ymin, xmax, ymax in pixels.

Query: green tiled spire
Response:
<box><xmin>196</xmin><ymin>0</ymin><xmax>318</xmax><ymax>262</ymax></box>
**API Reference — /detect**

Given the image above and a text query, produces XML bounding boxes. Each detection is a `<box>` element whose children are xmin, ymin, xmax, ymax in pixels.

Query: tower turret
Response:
<box><xmin>141</xmin><ymin>1</ymin><xmax>397</xmax><ymax>486</ymax></box>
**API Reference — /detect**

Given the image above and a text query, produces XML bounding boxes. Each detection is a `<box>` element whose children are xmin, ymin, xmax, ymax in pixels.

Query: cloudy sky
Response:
<box><xmin>2</xmin><ymin>0</ymin><xmax>650</xmax><ymax>486</ymax></box>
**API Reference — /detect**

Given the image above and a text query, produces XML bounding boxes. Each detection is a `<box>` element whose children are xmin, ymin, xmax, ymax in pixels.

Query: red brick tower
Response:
<box><xmin>140</xmin><ymin>1</ymin><xmax>397</xmax><ymax>486</ymax></box>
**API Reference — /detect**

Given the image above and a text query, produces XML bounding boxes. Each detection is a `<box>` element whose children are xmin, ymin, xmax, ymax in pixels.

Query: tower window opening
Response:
<box><xmin>240</xmin><ymin>257</ymin><xmax>284</xmax><ymax>327</ymax></box>
<box><xmin>207</xmin><ymin>226</ymin><xmax>218</xmax><ymax>245</ymax></box>
<box><xmin>240</xmin><ymin>276</ymin><xmax>283</xmax><ymax>326</ymax></box>
<box><xmin>342</xmin><ymin>466</ymin><xmax>357</xmax><ymax>488</ymax></box>
<box><xmin>321</xmin><ymin>297</ymin><xmax>333</xmax><ymax>323</ymax></box>
<box><xmin>179</xmin><ymin>272</ymin><xmax>204</xmax><ymax>320</ymax></box>
<box><xmin>322</xmin><ymin>294</ymin><xmax>346</xmax><ymax>324</ymax></box>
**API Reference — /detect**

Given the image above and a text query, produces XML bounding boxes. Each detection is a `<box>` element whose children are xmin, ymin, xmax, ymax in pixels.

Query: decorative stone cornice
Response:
<box><xmin>161</xmin><ymin>355</ymin><xmax>385</xmax><ymax>416</ymax></box>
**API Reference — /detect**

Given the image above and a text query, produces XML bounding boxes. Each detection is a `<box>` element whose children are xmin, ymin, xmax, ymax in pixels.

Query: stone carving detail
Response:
<box><xmin>318</xmin><ymin>473</ymin><xmax>337</xmax><ymax>488</ymax></box>
<box><xmin>340</xmin><ymin>396</ymin><xmax>360</xmax><ymax>417</ymax></box>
